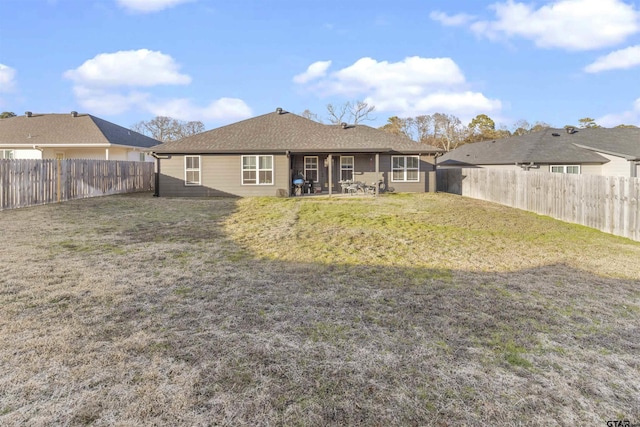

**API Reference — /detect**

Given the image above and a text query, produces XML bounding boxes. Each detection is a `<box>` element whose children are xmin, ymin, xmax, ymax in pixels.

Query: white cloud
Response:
<box><xmin>116</xmin><ymin>0</ymin><xmax>195</xmax><ymax>13</ymax></box>
<box><xmin>66</xmin><ymin>50</ymin><xmax>252</xmax><ymax>123</ymax></box>
<box><xmin>584</xmin><ymin>45</ymin><xmax>640</xmax><ymax>73</ymax></box>
<box><xmin>146</xmin><ymin>97</ymin><xmax>253</xmax><ymax>122</ymax></box>
<box><xmin>72</xmin><ymin>86</ymin><xmax>150</xmax><ymax>115</ymax></box>
<box><xmin>294</xmin><ymin>56</ymin><xmax>501</xmax><ymax>119</ymax></box>
<box><xmin>465</xmin><ymin>0</ymin><xmax>640</xmax><ymax>51</ymax></box>
<box><xmin>598</xmin><ymin>98</ymin><xmax>640</xmax><ymax>127</ymax></box>
<box><xmin>293</xmin><ymin>60</ymin><xmax>332</xmax><ymax>84</ymax></box>
<box><xmin>64</xmin><ymin>49</ymin><xmax>191</xmax><ymax>87</ymax></box>
<box><xmin>429</xmin><ymin>11</ymin><xmax>476</xmax><ymax>26</ymax></box>
<box><xmin>0</xmin><ymin>64</ymin><xmax>17</xmax><ymax>92</ymax></box>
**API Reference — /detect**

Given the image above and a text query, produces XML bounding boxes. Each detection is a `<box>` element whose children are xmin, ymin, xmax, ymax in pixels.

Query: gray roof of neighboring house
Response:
<box><xmin>437</xmin><ymin>127</ymin><xmax>640</xmax><ymax>166</ymax></box>
<box><xmin>153</xmin><ymin>110</ymin><xmax>443</xmax><ymax>154</ymax></box>
<box><xmin>571</xmin><ymin>127</ymin><xmax>640</xmax><ymax>159</ymax></box>
<box><xmin>0</xmin><ymin>112</ymin><xmax>160</xmax><ymax>148</ymax></box>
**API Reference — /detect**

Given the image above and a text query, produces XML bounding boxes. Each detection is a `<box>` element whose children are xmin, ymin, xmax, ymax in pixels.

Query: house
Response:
<box><xmin>438</xmin><ymin>126</ymin><xmax>640</xmax><ymax>177</ymax></box>
<box><xmin>151</xmin><ymin>108</ymin><xmax>444</xmax><ymax>197</ymax></box>
<box><xmin>0</xmin><ymin>111</ymin><xmax>160</xmax><ymax>161</ymax></box>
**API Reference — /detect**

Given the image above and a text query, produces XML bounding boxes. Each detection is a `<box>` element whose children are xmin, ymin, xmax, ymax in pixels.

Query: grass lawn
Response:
<box><xmin>1</xmin><ymin>192</ymin><xmax>639</xmax><ymax>426</ymax></box>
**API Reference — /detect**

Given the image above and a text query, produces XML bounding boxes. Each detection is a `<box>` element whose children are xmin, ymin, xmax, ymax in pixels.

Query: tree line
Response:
<box><xmin>297</xmin><ymin>102</ymin><xmax>639</xmax><ymax>152</ymax></box>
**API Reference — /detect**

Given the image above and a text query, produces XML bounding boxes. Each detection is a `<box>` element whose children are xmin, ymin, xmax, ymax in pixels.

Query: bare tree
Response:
<box><xmin>512</xmin><ymin>119</ymin><xmax>550</xmax><ymax>135</ymax></box>
<box><xmin>326</xmin><ymin>103</ymin><xmax>349</xmax><ymax>125</ymax></box>
<box><xmin>413</xmin><ymin>115</ymin><xmax>434</xmax><ymax>143</ymax></box>
<box><xmin>300</xmin><ymin>109</ymin><xmax>322</xmax><ymax>123</ymax></box>
<box><xmin>379</xmin><ymin>112</ymin><xmax>468</xmax><ymax>150</ymax></box>
<box><xmin>131</xmin><ymin>116</ymin><xmax>205</xmax><ymax>142</ymax></box>
<box><xmin>350</xmin><ymin>100</ymin><xmax>375</xmax><ymax>125</ymax></box>
<box><xmin>326</xmin><ymin>100</ymin><xmax>375</xmax><ymax>125</ymax></box>
<box><xmin>432</xmin><ymin>113</ymin><xmax>465</xmax><ymax>152</ymax></box>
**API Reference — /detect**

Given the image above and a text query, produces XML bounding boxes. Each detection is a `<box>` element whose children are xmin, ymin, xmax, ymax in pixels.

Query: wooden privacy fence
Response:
<box><xmin>0</xmin><ymin>159</ymin><xmax>155</xmax><ymax>211</ymax></box>
<box><xmin>437</xmin><ymin>168</ymin><xmax>640</xmax><ymax>242</ymax></box>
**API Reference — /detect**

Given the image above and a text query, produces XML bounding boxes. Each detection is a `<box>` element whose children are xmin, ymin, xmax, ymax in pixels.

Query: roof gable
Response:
<box><xmin>153</xmin><ymin>110</ymin><xmax>443</xmax><ymax>154</ymax></box>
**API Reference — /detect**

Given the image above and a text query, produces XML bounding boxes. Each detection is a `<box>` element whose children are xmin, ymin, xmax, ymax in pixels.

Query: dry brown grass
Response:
<box><xmin>1</xmin><ymin>192</ymin><xmax>639</xmax><ymax>426</ymax></box>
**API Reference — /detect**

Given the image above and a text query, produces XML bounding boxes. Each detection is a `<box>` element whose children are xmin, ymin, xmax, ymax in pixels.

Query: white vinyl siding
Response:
<box><xmin>392</xmin><ymin>155</ymin><xmax>420</xmax><ymax>182</ymax></box>
<box><xmin>185</xmin><ymin>155</ymin><xmax>201</xmax><ymax>185</ymax></box>
<box><xmin>551</xmin><ymin>165</ymin><xmax>580</xmax><ymax>174</ymax></box>
<box><xmin>340</xmin><ymin>156</ymin><xmax>354</xmax><ymax>181</ymax></box>
<box><xmin>242</xmin><ymin>155</ymin><xmax>274</xmax><ymax>185</ymax></box>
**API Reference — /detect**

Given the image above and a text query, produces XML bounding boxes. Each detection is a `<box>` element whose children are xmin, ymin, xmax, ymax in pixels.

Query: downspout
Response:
<box><xmin>328</xmin><ymin>154</ymin><xmax>333</xmax><ymax>197</ymax></box>
<box><xmin>32</xmin><ymin>145</ymin><xmax>44</xmax><ymax>158</ymax></box>
<box><xmin>150</xmin><ymin>153</ymin><xmax>170</xmax><ymax>197</ymax></box>
<box><xmin>631</xmin><ymin>160</ymin><xmax>639</xmax><ymax>178</ymax></box>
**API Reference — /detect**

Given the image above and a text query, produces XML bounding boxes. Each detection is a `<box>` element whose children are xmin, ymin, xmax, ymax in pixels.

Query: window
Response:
<box><xmin>551</xmin><ymin>165</ymin><xmax>580</xmax><ymax>174</ymax></box>
<box><xmin>242</xmin><ymin>155</ymin><xmax>273</xmax><ymax>185</ymax></box>
<box><xmin>392</xmin><ymin>155</ymin><xmax>420</xmax><ymax>182</ymax></box>
<box><xmin>55</xmin><ymin>152</ymin><xmax>65</xmax><ymax>160</ymax></box>
<box><xmin>0</xmin><ymin>149</ymin><xmax>14</xmax><ymax>159</ymax></box>
<box><xmin>340</xmin><ymin>156</ymin><xmax>354</xmax><ymax>181</ymax></box>
<box><xmin>185</xmin><ymin>156</ymin><xmax>201</xmax><ymax>185</ymax></box>
<box><xmin>139</xmin><ymin>152</ymin><xmax>146</xmax><ymax>162</ymax></box>
<box><xmin>304</xmin><ymin>156</ymin><xmax>318</xmax><ymax>182</ymax></box>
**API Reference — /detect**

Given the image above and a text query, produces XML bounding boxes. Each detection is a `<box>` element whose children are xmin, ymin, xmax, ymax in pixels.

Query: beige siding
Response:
<box><xmin>36</xmin><ymin>147</ymin><xmax>141</xmax><ymax>160</ymax></box>
<box><xmin>597</xmin><ymin>152</ymin><xmax>631</xmax><ymax>177</ymax></box>
<box><xmin>159</xmin><ymin>154</ymin><xmax>290</xmax><ymax>197</ymax></box>
<box><xmin>579</xmin><ymin>163</ymin><xmax>604</xmax><ymax>175</ymax></box>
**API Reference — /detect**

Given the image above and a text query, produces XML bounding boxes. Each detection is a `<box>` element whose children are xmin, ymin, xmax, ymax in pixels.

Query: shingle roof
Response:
<box><xmin>153</xmin><ymin>110</ymin><xmax>443</xmax><ymax>154</ymax></box>
<box><xmin>437</xmin><ymin>127</ymin><xmax>631</xmax><ymax>166</ymax></box>
<box><xmin>0</xmin><ymin>113</ymin><xmax>160</xmax><ymax>148</ymax></box>
<box><xmin>572</xmin><ymin>127</ymin><xmax>640</xmax><ymax>159</ymax></box>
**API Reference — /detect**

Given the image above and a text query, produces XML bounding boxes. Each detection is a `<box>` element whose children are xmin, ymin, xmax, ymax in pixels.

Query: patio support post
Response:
<box><xmin>328</xmin><ymin>154</ymin><xmax>333</xmax><ymax>196</ymax></box>
<box><xmin>375</xmin><ymin>153</ymin><xmax>379</xmax><ymax>196</ymax></box>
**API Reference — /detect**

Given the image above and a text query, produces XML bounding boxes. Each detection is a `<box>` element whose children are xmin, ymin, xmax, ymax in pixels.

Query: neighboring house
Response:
<box><xmin>0</xmin><ymin>111</ymin><xmax>160</xmax><ymax>161</ymax></box>
<box><xmin>438</xmin><ymin>127</ymin><xmax>640</xmax><ymax>177</ymax></box>
<box><xmin>151</xmin><ymin>108</ymin><xmax>443</xmax><ymax>197</ymax></box>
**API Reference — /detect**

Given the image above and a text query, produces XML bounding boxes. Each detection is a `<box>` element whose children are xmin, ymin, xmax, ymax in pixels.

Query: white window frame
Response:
<box><xmin>340</xmin><ymin>156</ymin><xmax>354</xmax><ymax>181</ymax></box>
<box><xmin>550</xmin><ymin>165</ymin><xmax>580</xmax><ymax>174</ymax></box>
<box><xmin>391</xmin><ymin>155</ymin><xmax>420</xmax><ymax>182</ymax></box>
<box><xmin>184</xmin><ymin>155</ymin><xmax>201</xmax><ymax>186</ymax></box>
<box><xmin>242</xmin><ymin>155</ymin><xmax>274</xmax><ymax>185</ymax></box>
<box><xmin>0</xmin><ymin>149</ymin><xmax>14</xmax><ymax>159</ymax></box>
<box><xmin>304</xmin><ymin>156</ymin><xmax>319</xmax><ymax>182</ymax></box>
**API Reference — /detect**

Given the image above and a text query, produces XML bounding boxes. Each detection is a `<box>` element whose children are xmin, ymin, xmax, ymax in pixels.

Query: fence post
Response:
<box><xmin>56</xmin><ymin>159</ymin><xmax>61</xmax><ymax>203</ymax></box>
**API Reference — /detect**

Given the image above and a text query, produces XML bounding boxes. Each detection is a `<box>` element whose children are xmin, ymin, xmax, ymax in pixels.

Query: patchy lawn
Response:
<box><xmin>1</xmin><ymin>192</ymin><xmax>638</xmax><ymax>426</ymax></box>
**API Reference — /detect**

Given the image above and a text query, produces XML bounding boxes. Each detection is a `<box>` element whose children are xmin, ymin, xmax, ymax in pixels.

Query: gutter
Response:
<box><xmin>0</xmin><ymin>143</ymin><xmax>112</xmax><ymax>148</ymax></box>
<box><xmin>152</xmin><ymin>148</ymin><xmax>443</xmax><ymax>155</ymax></box>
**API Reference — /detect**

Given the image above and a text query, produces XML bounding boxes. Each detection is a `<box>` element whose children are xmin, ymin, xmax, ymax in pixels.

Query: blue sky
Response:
<box><xmin>1</xmin><ymin>0</ymin><xmax>639</xmax><ymax>132</ymax></box>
